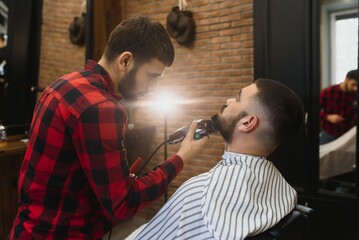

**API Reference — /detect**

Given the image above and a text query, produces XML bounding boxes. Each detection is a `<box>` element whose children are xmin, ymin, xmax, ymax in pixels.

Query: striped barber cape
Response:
<box><xmin>127</xmin><ymin>151</ymin><xmax>297</xmax><ymax>240</ymax></box>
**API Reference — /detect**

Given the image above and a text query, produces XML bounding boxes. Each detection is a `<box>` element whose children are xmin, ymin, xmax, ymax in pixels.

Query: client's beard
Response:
<box><xmin>218</xmin><ymin>110</ymin><xmax>248</xmax><ymax>143</ymax></box>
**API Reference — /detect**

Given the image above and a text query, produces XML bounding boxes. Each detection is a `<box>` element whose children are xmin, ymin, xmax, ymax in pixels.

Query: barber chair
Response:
<box><xmin>246</xmin><ymin>204</ymin><xmax>314</xmax><ymax>240</ymax></box>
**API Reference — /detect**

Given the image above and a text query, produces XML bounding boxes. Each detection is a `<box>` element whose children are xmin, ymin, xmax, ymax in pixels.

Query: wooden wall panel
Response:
<box><xmin>87</xmin><ymin>0</ymin><xmax>125</xmax><ymax>61</ymax></box>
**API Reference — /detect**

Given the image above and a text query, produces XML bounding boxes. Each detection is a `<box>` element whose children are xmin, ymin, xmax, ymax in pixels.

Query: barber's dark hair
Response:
<box><xmin>104</xmin><ymin>16</ymin><xmax>175</xmax><ymax>66</ymax></box>
<box><xmin>346</xmin><ymin>69</ymin><xmax>358</xmax><ymax>81</ymax></box>
<box><xmin>254</xmin><ymin>78</ymin><xmax>305</xmax><ymax>145</ymax></box>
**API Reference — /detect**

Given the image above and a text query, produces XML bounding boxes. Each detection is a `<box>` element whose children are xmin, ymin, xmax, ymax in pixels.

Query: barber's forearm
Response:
<box><xmin>109</xmin><ymin>154</ymin><xmax>183</xmax><ymax>220</ymax></box>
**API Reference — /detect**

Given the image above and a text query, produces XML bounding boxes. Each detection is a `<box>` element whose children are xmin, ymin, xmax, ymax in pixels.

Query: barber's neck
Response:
<box><xmin>339</xmin><ymin>82</ymin><xmax>345</xmax><ymax>91</ymax></box>
<box><xmin>98</xmin><ymin>56</ymin><xmax>123</xmax><ymax>93</ymax></box>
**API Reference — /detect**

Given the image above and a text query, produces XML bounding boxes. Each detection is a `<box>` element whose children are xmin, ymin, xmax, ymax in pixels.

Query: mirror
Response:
<box><xmin>0</xmin><ymin>0</ymin><xmax>7</xmax><ymax>120</ymax></box>
<box><xmin>319</xmin><ymin>0</ymin><xmax>358</xmax><ymax>192</ymax></box>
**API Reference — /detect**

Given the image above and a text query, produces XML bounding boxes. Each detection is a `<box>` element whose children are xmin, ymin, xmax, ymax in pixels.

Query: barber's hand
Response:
<box><xmin>176</xmin><ymin>120</ymin><xmax>209</xmax><ymax>162</ymax></box>
<box><xmin>327</xmin><ymin>114</ymin><xmax>344</xmax><ymax>124</ymax></box>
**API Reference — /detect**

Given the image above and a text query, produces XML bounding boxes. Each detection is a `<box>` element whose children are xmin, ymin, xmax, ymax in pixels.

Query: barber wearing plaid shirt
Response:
<box><xmin>9</xmin><ymin>16</ymin><xmax>208</xmax><ymax>239</ymax></box>
<box><xmin>319</xmin><ymin>69</ymin><xmax>358</xmax><ymax>145</ymax></box>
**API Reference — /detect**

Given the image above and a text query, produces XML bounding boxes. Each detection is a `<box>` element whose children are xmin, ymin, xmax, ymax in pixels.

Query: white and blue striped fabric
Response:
<box><xmin>126</xmin><ymin>151</ymin><xmax>297</xmax><ymax>240</ymax></box>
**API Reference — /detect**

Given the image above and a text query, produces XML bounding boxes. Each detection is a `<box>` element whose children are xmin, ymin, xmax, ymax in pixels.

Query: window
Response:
<box><xmin>331</xmin><ymin>10</ymin><xmax>358</xmax><ymax>85</ymax></box>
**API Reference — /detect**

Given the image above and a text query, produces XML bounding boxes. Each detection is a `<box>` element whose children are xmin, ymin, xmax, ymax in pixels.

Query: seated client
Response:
<box><xmin>127</xmin><ymin>78</ymin><xmax>305</xmax><ymax>240</ymax></box>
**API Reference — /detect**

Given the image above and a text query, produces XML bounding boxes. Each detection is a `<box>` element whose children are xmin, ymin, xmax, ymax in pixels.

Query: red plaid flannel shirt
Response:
<box><xmin>320</xmin><ymin>84</ymin><xmax>357</xmax><ymax>138</ymax></box>
<box><xmin>10</xmin><ymin>60</ymin><xmax>183</xmax><ymax>239</ymax></box>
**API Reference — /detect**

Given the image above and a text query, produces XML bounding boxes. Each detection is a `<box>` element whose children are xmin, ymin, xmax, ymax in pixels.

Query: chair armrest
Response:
<box><xmin>246</xmin><ymin>204</ymin><xmax>314</xmax><ymax>240</ymax></box>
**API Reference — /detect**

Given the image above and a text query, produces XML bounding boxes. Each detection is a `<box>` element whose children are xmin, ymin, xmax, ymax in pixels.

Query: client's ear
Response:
<box><xmin>238</xmin><ymin>115</ymin><xmax>258</xmax><ymax>132</ymax></box>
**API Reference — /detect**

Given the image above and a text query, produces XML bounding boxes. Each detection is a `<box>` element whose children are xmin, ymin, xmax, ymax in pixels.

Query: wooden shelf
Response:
<box><xmin>0</xmin><ymin>135</ymin><xmax>27</xmax><ymax>157</ymax></box>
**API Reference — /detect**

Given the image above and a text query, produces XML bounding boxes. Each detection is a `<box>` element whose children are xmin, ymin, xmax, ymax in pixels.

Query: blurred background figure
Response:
<box><xmin>319</xmin><ymin>69</ymin><xmax>358</xmax><ymax>144</ymax></box>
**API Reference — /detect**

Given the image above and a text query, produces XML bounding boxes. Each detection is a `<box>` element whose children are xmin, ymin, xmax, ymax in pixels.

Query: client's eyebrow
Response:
<box><xmin>237</xmin><ymin>89</ymin><xmax>242</xmax><ymax>102</ymax></box>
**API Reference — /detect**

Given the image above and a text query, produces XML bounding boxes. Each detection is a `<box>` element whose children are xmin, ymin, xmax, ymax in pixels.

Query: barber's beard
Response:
<box><xmin>218</xmin><ymin>110</ymin><xmax>248</xmax><ymax>143</ymax></box>
<box><xmin>344</xmin><ymin>82</ymin><xmax>349</xmax><ymax>92</ymax></box>
<box><xmin>118</xmin><ymin>65</ymin><xmax>138</xmax><ymax>102</ymax></box>
<box><xmin>344</xmin><ymin>82</ymin><xmax>355</xmax><ymax>93</ymax></box>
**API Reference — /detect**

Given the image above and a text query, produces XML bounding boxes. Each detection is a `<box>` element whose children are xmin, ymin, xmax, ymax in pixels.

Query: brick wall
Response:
<box><xmin>39</xmin><ymin>0</ymin><xmax>254</xmax><ymax>219</ymax></box>
<box><xmin>39</xmin><ymin>0</ymin><xmax>85</xmax><ymax>89</ymax></box>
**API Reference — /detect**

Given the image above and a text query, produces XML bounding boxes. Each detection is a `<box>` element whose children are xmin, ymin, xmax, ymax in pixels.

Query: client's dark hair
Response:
<box><xmin>104</xmin><ymin>16</ymin><xmax>175</xmax><ymax>67</ymax></box>
<box><xmin>346</xmin><ymin>69</ymin><xmax>358</xmax><ymax>81</ymax></box>
<box><xmin>254</xmin><ymin>78</ymin><xmax>305</xmax><ymax>145</ymax></box>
